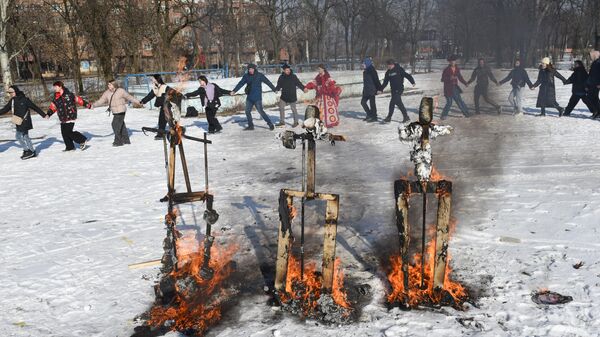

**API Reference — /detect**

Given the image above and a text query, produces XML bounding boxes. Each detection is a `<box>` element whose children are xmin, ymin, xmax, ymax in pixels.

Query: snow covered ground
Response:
<box><xmin>1</xmin><ymin>68</ymin><xmax>600</xmax><ymax>337</ymax></box>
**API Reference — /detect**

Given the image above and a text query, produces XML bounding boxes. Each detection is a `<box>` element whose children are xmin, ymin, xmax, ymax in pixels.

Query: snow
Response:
<box><xmin>2</xmin><ymin>68</ymin><xmax>600</xmax><ymax>337</ymax></box>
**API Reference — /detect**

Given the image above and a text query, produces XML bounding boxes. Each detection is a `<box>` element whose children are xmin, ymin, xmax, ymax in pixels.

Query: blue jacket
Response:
<box><xmin>233</xmin><ymin>71</ymin><xmax>276</xmax><ymax>102</ymax></box>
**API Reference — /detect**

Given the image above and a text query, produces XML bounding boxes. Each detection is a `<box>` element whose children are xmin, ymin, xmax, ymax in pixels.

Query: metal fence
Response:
<box><xmin>120</xmin><ymin>68</ymin><xmax>226</xmax><ymax>95</ymax></box>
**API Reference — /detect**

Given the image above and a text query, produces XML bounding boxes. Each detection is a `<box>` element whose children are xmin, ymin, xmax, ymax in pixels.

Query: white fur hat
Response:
<box><xmin>541</xmin><ymin>57</ymin><xmax>550</xmax><ymax>65</ymax></box>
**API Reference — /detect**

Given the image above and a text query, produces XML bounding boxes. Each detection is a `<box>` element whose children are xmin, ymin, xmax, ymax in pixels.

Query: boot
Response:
<box><xmin>276</xmin><ymin>121</ymin><xmax>285</xmax><ymax>127</ymax></box>
<box><xmin>496</xmin><ymin>106</ymin><xmax>502</xmax><ymax>115</ymax></box>
<box><xmin>20</xmin><ymin>151</ymin><xmax>26</xmax><ymax>159</ymax></box>
<box><xmin>558</xmin><ymin>107</ymin><xmax>564</xmax><ymax>117</ymax></box>
<box><xmin>22</xmin><ymin>150</ymin><xmax>36</xmax><ymax>160</ymax></box>
<box><xmin>383</xmin><ymin>116</ymin><xmax>392</xmax><ymax>123</ymax></box>
<box><xmin>243</xmin><ymin>126</ymin><xmax>255</xmax><ymax>131</ymax></box>
<box><xmin>592</xmin><ymin>111</ymin><xmax>600</xmax><ymax>119</ymax></box>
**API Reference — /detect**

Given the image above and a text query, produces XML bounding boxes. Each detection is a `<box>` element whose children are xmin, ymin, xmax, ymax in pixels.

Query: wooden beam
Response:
<box><xmin>433</xmin><ymin>190</ymin><xmax>451</xmax><ymax>290</ymax></box>
<box><xmin>128</xmin><ymin>259</ymin><xmax>161</xmax><ymax>270</ymax></box>
<box><xmin>321</xmin><ymin>194</ymin><xmax>339</xmax><ymax>292</ymax></box>
<box><xmin>274</xmin><ymin>192</ymin><xmax>294</xmax><ymax>292</ymax></box>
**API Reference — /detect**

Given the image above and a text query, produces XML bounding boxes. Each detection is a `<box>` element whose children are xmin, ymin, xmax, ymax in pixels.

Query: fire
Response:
<box><xmin>147</xmin><ymin>234</ymin><xmax>237</xmax><ymax>335</ymax></box>
<box><xmin>430</xmin><ymin>166</ymin><xmax>448</xmax><ymax>181</ymax></box>
<box><xmin>387</xmin><ymin>219</ymin><xmax>467</xmax><ymax>309</ymax></box>
<box><xmin>281</xmin><ymin>255</ymin><xmax>351</xmax><ymax>316</ymax></box>
<box><xmin>332</xmin><ymin>258</ymin><xmax>351</xmax><ymax>308</ymax></box>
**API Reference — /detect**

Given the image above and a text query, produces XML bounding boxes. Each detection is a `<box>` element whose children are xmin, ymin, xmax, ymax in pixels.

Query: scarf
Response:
<box><xmin>205</xmin><ymin>83</ymin><xmax>215</xmax><ymax>104</ymax></box>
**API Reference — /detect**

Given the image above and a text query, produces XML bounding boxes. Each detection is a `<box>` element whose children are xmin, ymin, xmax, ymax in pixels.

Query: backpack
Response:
<box><xmin>185</xmin><ymin>106</ymin><xmax>199</xmax><ymax>118</ymax></box>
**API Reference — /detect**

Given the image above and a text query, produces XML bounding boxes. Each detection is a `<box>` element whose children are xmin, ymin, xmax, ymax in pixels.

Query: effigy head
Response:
<box><xmin>303</xmin><ymin>105</ymin><xmax>322</xmax><ymax>131</ymax></box>
<box><xmin>419</xmin><ymin>97</ymin><xmax>434</xmax><ymax>125</ymax></box>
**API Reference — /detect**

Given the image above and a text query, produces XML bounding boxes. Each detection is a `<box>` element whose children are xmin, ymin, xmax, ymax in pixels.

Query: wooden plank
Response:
<box><xmin>178</xmin><ymin>143</ymin><xmax>193</xmax><ymax>193</ymax></box>
<box><xmin>274</xmin><ymin>193</ymin><xmax>294</xmax><ymax>292</ymax></box>
<box><xmin>282</xmin><ymin>189</ymin><xmax>337</xmax><ymax>201</ymax></box>
<box><xmin>171</xmin><ymin>191</ymin><xmax>207</xmax><ymax>204</ymax></box>
<box><xmin>128</xmin><ymin>259</ymin><xmax>161</xmax><ymax>270</ymax></box>
<box><xmin>397</xmin><ymin>191</ymin><xmax>411</xmax><ymax>293</ymax></box>
<box><xmin>306</xmin><ymin>139</ymin><xmax>316</xmax><ymax>195</ymax></box>
<box><xmin>433</xmin><ymin>190</ymin><xmax>452</xmax><ymax>290</ymax></box>
<box><xmin>168</xmin><ymin>143</ymin><xmax>176</xmax><ymax>196</ymax></box>
<box><xmin>321</xmin><ymin>194</ymin><xmax>339</xmax><ymax>292</ymax></box>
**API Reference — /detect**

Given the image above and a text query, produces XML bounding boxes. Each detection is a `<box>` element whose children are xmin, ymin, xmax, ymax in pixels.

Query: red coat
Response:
<box><xmin>441</xmin><ymin>65</ymin><xmax>468</xmax><ymax>97</ymax></box>
<box><xmin>47</xmin><ymin>88</ymin><xmax>91</xmax><ymax>123</ymax></box>
<box><xmin>305</xmin><ymin>72</ymin><xmax>342</xmax><ymax>105</ymax></box>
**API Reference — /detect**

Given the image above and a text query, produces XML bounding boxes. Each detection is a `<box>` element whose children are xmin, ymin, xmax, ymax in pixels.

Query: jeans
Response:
<box><xmin>60</xmin><ymin>122</ymin><xmax>87</xmax><ymax>150</ymax></box>
<box><xmin>205</xmin><ymin>107</ymin><xmax>222</xmax><ymax>132</ymax></box>
<box><xmin>388</xmin><ymin>90</ymin><xmax>408</xmax><ymax>119</ymax></box>
<box><xmin>112</xmin><ymin>113</ymin><xmax>130</xmax><ymax>145</ymax></box>
<box><xmin>564</xmin><ymin>94</ymin><xmax>596</xmax><ymax>115</ymax></box>
<box><xmin>245</xmin><ymin>99</ymin><xmax>272</xmax><ymax>127</ymax></box>
<box><xmin>441</xmin><ymin>91</ymin><xmax>469</xmax><ymax>118</ymax></box>
<box><xmin>278</xmin><ymin>100</ymin><xmax>298</xmax><ymax>124</ymax></box>
<box><xmin>16</xmin><ymin>130</ymin><xmax>34</xmax><ymax>152</ymax></box>
<box><xmin>361</xmin><ymin>95</ymin><xmax>377</xmax><ymax>118</ymax></box>
<box><xmin>587</xmin><ymin>87</ymin><xmax>600</xmax><ymax>114</ymax></box>
<box><xmin>474</xmin><ymin>86</ymin><xmax>499</xmax><ymax>113</ymax></box>
<box><xmin>508</xmin><ymin>86</ymin><xmax>523</xmax><ymax>114</ymax></box>
<box><xmin>158</xmin><ymin>106</ymin><xmax>167</xmax><ymax>131</ymax></box>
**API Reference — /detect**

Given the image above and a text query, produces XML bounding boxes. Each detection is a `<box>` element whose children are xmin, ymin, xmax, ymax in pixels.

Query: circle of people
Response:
<box><xmin>3</xmin><ymin>51</ymin><xmax>600</xmax><ymax>160</ymax></box>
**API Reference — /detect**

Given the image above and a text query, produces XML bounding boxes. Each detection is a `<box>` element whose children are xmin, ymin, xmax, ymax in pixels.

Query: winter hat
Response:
<box><xmin>281</xmin><ymin>63</ymin><xmax>291</xmax><ymax>70</ymax></box>
<box><xmin>152</xmin><ymin>74</ymin><xmax>165</xmax><ymax>85</ymax></box>
<box><xmin>364</xmin><ymin>57</ymin><xmax>373</xmax><ymax>68</ymax></box>
<box><xmin>541</xmin><ymin>57</ymin><xmax>550</xmax><ymax>65</ymax></box>
<box><xmin>9</xmin><ymin>85</ymin><xmax>24</xmax><ymax>96</ymax></box>
<box><xmin>247</xmin><ymin>63</ymin><xmax>257</xmax><ymax>70</ymax></box>
<box><xmin>386</xmin><ymin>59</ymin><xmax>395</xmax><ymax>65</ymax></box>
<box><xmin>447</xmin><ymin>55</ymin><xmax>458</xmax><ymax>62</ymax></box>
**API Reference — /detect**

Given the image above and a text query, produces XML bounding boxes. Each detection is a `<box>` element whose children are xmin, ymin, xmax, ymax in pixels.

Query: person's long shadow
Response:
<box><xmin>35</xmin><ymin>137</ymin><xmax>60</xmax><ymax>154</ymax></box>
<box><xmin>231</xmin><ymin>196</ymin><xmax>276</xmax><ymax>289</ymax></box>
<box><xmin>0</xmin><ymin>140</ymin><xmax>17</xmax><ymax>153</ymax></box>
<box><xmin>339</xmin><ymin>110</ymin><xmax>367</xmax><ymax>120</ymax></box>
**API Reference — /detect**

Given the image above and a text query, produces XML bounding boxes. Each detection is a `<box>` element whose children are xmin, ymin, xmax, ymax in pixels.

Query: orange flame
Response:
<box><xmin>147</xmin><ymin>233</ymin><xmax>237</xmax><ymax>334</ymax></box>
<box><xmin>281</xmin><ymin>255</ymin><xmax>351</xmax><ymax>315</ymax></box>
<box><xmin>387</xmin><ymin>219</ymin><xmax>467</xmax><ymax>308</ymax></box>
<box><xmin>430</xmin><ymin>167</ymin><xmax>448</xmax><ymax>182</ymax></box>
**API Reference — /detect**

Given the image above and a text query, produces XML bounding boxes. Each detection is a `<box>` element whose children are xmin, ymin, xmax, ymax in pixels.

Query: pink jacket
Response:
<box><xmin>94</xmin><ymin>88</ymin><xmax>140</xmax><ymax>114</ymax></box>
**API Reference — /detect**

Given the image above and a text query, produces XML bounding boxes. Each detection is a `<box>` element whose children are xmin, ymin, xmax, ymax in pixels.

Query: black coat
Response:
<box><xmin>533</xmin><ymin>67</ymin><xmax>567</xmax><ymax>108</ymax></box>
<box><xmin>47</xmin><ymin>88</ymin><xmax>90</xmax><ymax>123</ymax></box>
<box><xmin>565</xmin><ymin>67</ymin><xmax>589</xmax><ymax>96</ymax></box>
<box><xmin>0</xmin><ymin>93</ymin><xmax>46</xmax><ymax>132</ymax></box>
<box><xmin>185</xmin><ymin>83</ymin><xmax>230</xmax><ymax>109</ymax></box>
<box><xmin>382</xmin><ymin>63</ymin><xmax>415</xmax><ymax>92</ymax></box>
<box><xmin>468</xmin><ymin>66</ymin><xmax>498</xmax><ymax>92</ymax></box>
<box><xmin>499</xmin><ymin>67</ymin><xmax>533</xmax><ymax>88</ymax></box>
<box><xmin>141</xmin><ymin>84</ymin><xmax>171</xmax><ymax>108</ymax></box>
<box><xmin>587</xmin><ymin>59</ymin><xmax>600</xmax><ymax>87</ymax></box>
<box><xmin>362</xmin><ymin>65</ymin><xmax>382</xmax><ymax>97</ymax></box>
<box><xmin>275</xmin><ymin>71</ymin><xmax>305</xmax><ymax>103</ymax></box>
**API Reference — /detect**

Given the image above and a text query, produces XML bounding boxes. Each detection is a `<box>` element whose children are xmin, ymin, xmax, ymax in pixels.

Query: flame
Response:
<box><xmin>147</xmin><ymin>233</ymin><xmax>237</xmax><ymax>334</ymax></box>
<box><xmin>281</xmin><ymin>255</ymin><xmax>351</xmax><ymax>315</ymax></box>
<box><xmin>332</xmin><ymin>259</ymin><xmax>351</xmax><ymax>308</ymax></box>
<box><xmin>430</xmin><ymin>167</ymin><xmax>448</xmax><ymax>181</ymax></box>
<box><xmin>386</xmin><ymin>219</ymin><xmax>467</xmax><ymax>308</ymax></box>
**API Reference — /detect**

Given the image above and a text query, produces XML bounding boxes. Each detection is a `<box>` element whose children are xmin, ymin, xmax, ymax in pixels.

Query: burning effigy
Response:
<box><xmin>387</xmin><ymin>97</ymin><xmax>469</xmax><ymax>309</ymax></box>
<box><xmin>132</xmin><ymin>105</ymin><xmax>236</xmax><ymax>337</ymax></box>
<box><xmin>274</xmin><ymin>105</ymin><xmax>354</xmax><ymax>323</ymax></box>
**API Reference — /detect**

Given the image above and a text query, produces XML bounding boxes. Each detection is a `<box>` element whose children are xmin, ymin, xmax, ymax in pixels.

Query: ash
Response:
<box><xmin>279</xmin><ymin>290</ymin><xmax>355</xmax><ymax>325</ymax></box>
<box><xmin>398</xmin><ymin>123</ymin><xmax>452</xmax><ymax>181</ymax></box>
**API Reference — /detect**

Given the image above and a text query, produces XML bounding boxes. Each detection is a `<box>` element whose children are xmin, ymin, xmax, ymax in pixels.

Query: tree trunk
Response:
<box><xmin>0</xmin><ymin>0</ymin><xmax>12</xmax><ymax>100</ymax></box>
<box><xmin>29</xmin><ymin>47</ymin><xmax>49</xmax><ymax>96</ymax></box>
